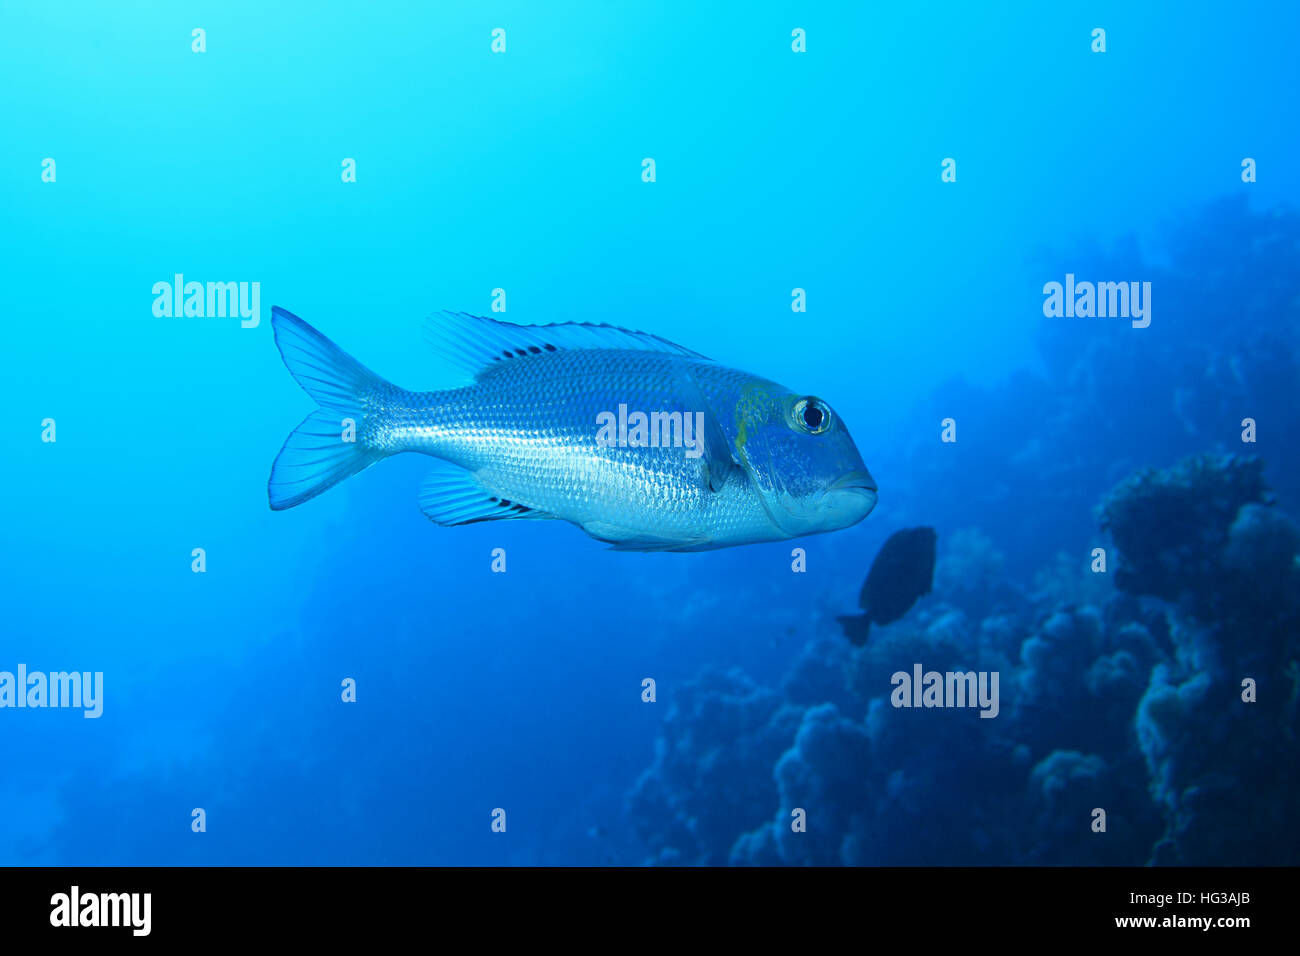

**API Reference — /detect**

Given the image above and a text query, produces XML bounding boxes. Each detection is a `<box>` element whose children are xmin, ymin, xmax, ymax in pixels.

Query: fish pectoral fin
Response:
<box><xmin>699</xmin><ymin>420</ymin><xmax>739</xmax><ymax>494</ymax></box>
<box><xmin>419</xmin><ymin>465</ymin><xmax>555</xmax><ymax>526</ymax></box>
<box><xmin>672</xmin><ymin>362</ymin><xmax>740</xmax><ymax>493</ymax></box>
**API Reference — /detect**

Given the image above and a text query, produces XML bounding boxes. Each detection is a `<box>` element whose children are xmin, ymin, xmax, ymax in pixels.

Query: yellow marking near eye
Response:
<box><xmin>732</xmin><ymin>382</ymin><xmax>771</xmax><ymax>458</ymax></box>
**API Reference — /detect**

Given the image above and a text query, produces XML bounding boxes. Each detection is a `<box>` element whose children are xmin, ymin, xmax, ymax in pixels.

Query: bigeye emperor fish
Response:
<box><xmin>268</xmin><ymin>307</ymin><xmax>877</xmax><ymax>551</ymax></box>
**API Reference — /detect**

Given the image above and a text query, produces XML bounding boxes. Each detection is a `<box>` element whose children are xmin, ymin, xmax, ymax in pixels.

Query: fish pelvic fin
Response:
<box><xmin>268</xmin><ymin>307</ymin><xmax>390</xmax><ymax>510</ymax></box>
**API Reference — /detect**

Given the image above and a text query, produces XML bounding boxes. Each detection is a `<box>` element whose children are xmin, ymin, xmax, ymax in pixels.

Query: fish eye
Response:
<box><xmin>792</xmin><ymin>397</ymin><xmax>832</xmax><ymax>435</ymax></box>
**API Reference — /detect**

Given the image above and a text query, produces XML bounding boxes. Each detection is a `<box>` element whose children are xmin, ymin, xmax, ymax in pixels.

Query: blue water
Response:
<box><xmin>2</xmin><ymin>2</ymin><xmax>1298</xmax><ymax>865</ymax></box>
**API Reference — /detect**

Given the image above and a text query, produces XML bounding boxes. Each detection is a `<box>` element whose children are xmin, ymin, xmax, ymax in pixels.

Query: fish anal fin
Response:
<box><xmin>419</xmin><ymin>465</ymin><xmax>555</xmax><ymax>526</ymax></box>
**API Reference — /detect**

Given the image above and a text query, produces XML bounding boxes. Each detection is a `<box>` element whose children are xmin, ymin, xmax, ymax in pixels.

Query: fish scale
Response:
<box><xmin>387</xmin><ymin>349</ymin><xmax>768</xmax><ymax>541</ymax></box>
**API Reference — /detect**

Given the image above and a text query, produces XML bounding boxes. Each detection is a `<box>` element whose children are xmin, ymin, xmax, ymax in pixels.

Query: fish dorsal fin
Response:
<box><xmin>419</xmin><ymin>463</ymin><xmax>555</xmax><ymax>526</ymax></box>
<box><xmin>424</xmin><ymin>311</ymin><xmax>711</xmax><ymax>380</ymax></box>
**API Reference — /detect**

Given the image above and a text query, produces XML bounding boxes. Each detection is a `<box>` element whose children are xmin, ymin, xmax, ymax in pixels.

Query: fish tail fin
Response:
<box><xmin>268</xmin><ymin>307</ymin><xmax>392</xmax><ymax>510</ymax></box>
<box><xmin>837</xmin><ymin>613</ymin><xmax>871</xmax><ymax>647</ymax></box>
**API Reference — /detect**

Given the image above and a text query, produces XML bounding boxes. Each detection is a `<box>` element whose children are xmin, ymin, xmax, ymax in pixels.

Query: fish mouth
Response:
<box><xmin>825</xmin><ymin>470</ymin><xmax>878</xmax><ymax>525</ymax></box>
<box><xmin>828</xmin><ymin>469</ymin><xmax>878</xmax><ymax>493</ymax></box>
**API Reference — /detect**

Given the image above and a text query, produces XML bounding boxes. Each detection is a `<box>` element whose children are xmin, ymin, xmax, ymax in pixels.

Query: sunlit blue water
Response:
<box><xmin>2</xmin><ymin>1</ymin><xmax>1297</xmax><ymax>865</ymax></box>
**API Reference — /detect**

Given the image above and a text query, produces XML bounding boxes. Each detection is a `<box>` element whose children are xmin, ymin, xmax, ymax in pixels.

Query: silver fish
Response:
<box><xmin>268</xmin><ymin>307</ymin><xmax>877</xmax><ymax>551</ymax></box>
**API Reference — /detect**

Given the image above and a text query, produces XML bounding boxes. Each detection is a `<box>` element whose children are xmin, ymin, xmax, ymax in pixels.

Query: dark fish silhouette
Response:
<box><xmin>837</xmin><ymin>527</ymin><xmax>937</xmax><ymax>646</ymax></box>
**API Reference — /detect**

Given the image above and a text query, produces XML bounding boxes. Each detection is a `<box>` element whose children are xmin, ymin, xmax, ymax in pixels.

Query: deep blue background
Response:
<box><xmin>1</xmin><ymin>2</ymin><xmax>1297</xmax><ymax>864</ymax></box>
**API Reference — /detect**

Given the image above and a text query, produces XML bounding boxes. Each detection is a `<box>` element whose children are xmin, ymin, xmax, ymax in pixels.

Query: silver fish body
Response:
<box><xmin>269</xmin><ymin>308</ymin><xmax>877</xmax><ymax>551</ymax></box>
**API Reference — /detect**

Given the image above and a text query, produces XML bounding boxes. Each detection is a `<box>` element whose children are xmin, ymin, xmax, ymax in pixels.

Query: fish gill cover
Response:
<box><xmin>0</xmin><ymin>2</ymin><xmax>1297</xmax><ymax>870</ymax></box>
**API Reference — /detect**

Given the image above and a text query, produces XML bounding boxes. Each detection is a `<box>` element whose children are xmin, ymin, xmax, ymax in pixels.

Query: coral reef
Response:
<box><xmin>629</xmin><ymin>451</ymin><xmax>1296</xmax><ymax>866</ymax></box>
<box><xmin>1107</xmin><ymin>457</ymin><xmax>1300</xmax><ymax>864</ymax></box>
<box><xmin>626</xmin><ymin>667</ymin><xmax>801</xmax><ymax>865</ymax></box>
<box><xmin>628</xmin><ymin>199</ymin><xmax>1300</xmax><ymax>865</ymax></box>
